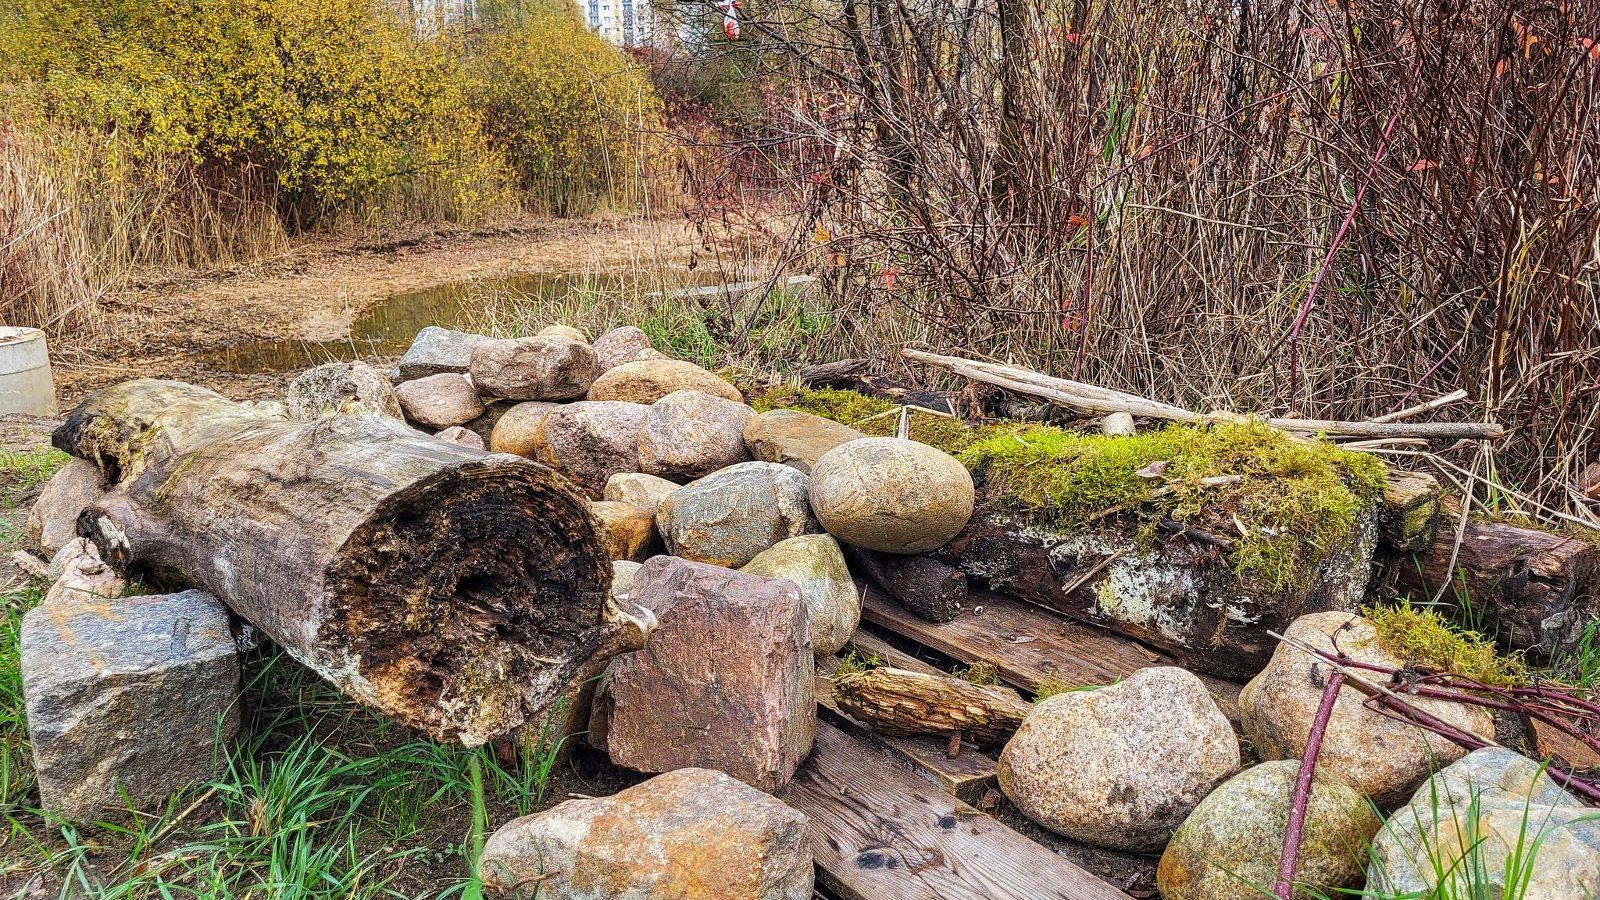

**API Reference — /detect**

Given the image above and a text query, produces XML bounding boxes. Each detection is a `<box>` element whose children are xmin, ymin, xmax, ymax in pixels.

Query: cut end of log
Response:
<box><xmin>326</xmin><ymin>459</ymin><xmax>617</xmax><ymax>745</ymax></box>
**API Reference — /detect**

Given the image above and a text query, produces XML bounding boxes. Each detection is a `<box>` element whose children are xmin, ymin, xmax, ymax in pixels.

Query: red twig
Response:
<box><xmin>1274</xmin><ymin>667</ymin><xmax>1345</xmax><ymax>899</ymax></box>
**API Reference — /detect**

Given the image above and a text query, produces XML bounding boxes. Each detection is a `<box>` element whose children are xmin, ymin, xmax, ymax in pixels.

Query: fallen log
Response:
<box><xmin>55</xmin><ymin>379</ymin><xmax>650</xmax><ymax>746</ymax></box>
<box><xmin>1389</xmin><ymin>519</ymin><xmax>1599</xmax><ymax>658</ymax></box>
<box><xmin>843</xmin><ymin>544</ymin><xmax>968</xmax><ymax>622</ymax></box>
<box><xmin>831</xmin><ymin>666</ymin><xmax>1032</xmax><ymax>746</ymax></box>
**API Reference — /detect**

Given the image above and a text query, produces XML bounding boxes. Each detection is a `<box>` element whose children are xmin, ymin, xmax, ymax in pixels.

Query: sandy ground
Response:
<box><xmin>49</xmin><ymin>215</ymin><xmax>711</xmax><ymax>403</ymax></box>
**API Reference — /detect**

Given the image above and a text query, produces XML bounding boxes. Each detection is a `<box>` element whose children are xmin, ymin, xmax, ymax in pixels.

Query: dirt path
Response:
<box><xmin>54</xmin><ymin>215</ymin><xmax>709</xmax><ymax>402</ymax></box>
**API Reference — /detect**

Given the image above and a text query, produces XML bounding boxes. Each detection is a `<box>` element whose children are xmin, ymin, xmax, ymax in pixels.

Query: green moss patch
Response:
<box><xmin>1364</xmin><ymin>601</ymin><xmax>1527</xmax><ymax>687</ymax></box>
<box><xmin>959</xmin><ymin>419</ymin><xmax>1387</xmax><ymax>592</ymax></box>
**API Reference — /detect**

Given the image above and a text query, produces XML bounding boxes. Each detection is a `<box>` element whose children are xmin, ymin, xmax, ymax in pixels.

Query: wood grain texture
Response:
<box><xmin>781</xmin><ymin>721</ymin><xmax>1130</xmax><ymax>900</ymax></box>
<box><xmin>1379</xmin><ymin>468</ymin><xmax>1442</xmax><ymax>552</ymax></box>
<box><xmin>832</xmin><ymin>667</ymin><xmax>1029</xmax><ymax>745</ymax></box>
<box><xmin>861</xmin><ymin>584</ymin><xmax>1242</xmax><ymax>723</ymax></box>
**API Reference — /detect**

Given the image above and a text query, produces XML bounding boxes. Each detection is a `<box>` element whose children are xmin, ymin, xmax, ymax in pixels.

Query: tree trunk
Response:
<box><xmin>55</xmin><ymin>379</ymin><xmax>650</xmax><ymax>746</ymax></box>
<box><xmin>843</xmin><ymin>545</ymin><xmax>968</xmax><ymax>622</ymax></box>
<box><xmin>1389</xmin><ymin>519</ymin><xmax>1599</xmax><ymax>658</ymax></box>
<box><xmin>935</xmin><ymin>502</ymin><xmax>1379</xmax><ymax>679</ymax></box>
<box><xmin>831</xmin><ymin>667</ymin><xmax>1031</xmax><ymax>746</ymax></box>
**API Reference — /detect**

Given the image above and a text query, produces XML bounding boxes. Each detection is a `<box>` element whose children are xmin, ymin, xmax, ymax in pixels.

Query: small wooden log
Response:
<box><xmin>831</xmin><ymin>666</ymin><xmax>1032</xmax><ymax>746</ymax></box>
<box><xmin>56</xmin><ymin>379</ymin><xmax>650</xmax><ymax>745</ymax></box>
<box><xmin>1390</xmin><ymin>519</ymin><xmax>1599</xmax><ymax>657</ymax></box>
<box><xmin>843</xmin><ymin>544</ymin><xmax>967</xmax><ymax>623</ymax></box>
<box><xmin>1379</xmin><ymin>469</ymin><xmax>1442</xmax><ymax>552</ymax></box>
<box><xmin>797</xmin><ymin>358</ymin><xmax>960</xmax><ymax>415</ymax></box>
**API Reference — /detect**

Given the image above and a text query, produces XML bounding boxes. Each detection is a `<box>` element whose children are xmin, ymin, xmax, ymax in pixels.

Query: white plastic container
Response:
<box><xmin>0</xmin><ymin>327</ymin><xmax>58</xmax><ymax>416</ymax></box>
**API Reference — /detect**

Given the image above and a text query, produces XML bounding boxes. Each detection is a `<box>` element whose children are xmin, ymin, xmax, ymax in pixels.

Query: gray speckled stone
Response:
<box><xmin>286</xmin><ymin>361</ymin><xmax>403</xmax><ymax>421</ymax></box>
<box><xmin>398</xmin><ymin>326</ymin><xmax>487</xmax><ymax>379</ymax></box>
<box><xmin>656</xmin><ymin>462</ymin><xmax>817</xmax><ymax>568</ymax></box>
<box><xmin>638</xmin><ymin>389</ymin><xmax>755</xmax><ymax>479</ymax></box>
<box><xmin>998</xmin><ymin>666</ymin><xmax>1239</xmax><ymax>851</ymax></box>
<box><xmin>808</xmin><ymin>437</ymin><xmax>974</xmax><ymax>554</ymax></box>
<box><xmin>22</xmin><ymin>589</ymin><xmax>240</xmax><ymax>822</ymax></box>
<box><xmin>1369</xmin><ymin>747</ymin><xmax>1600</xmax><ymax>899</ymax></box>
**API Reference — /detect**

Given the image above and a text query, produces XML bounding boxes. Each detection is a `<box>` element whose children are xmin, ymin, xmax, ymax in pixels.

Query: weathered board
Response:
<box><xmin>860</xmin><ymin>584</ymin><xmax>1242</xmax><ymax>723</ymax></box>
<box><xmin>780</xmin><ymin>721</ymin><xmax>1130</xmax><ymax>900</ymax></box>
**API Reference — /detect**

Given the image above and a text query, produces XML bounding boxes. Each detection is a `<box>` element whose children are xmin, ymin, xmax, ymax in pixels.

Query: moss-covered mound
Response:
<box><xmin>958</xmin><ymin>419</ymin><xmax>1387</xmax><ymax>592</ymax></box>
<box><xmin>1364</xmin><ymin>601</ymin><xmax>1527</xmax><ymax>687</ymax></box>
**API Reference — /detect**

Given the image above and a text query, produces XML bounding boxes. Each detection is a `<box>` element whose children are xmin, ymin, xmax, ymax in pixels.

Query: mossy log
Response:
<box><xmin>831</xmin><ymin>666</ymin><xmax>1032</xmax><ymax>745</ymax></box>
<box><xmin>842</xmin><ymin>544</ymin><xmax>967</xmax><ymax>622</ymax></box>
<box><xmin>1389</xmin><ymin>520</ymin><xmax>1598</xmax><ymax>658</ymax></box>
<box><xmin>935</xmin><ymin>503</ymin><xmax>1379</xmax><ymax>679</ymax></box>
<box><xmin>1379</xmin><ymin>469</ymin><xmax>1442</xmax><ymax>552</ymax></box>
<box><xmin>54</xmin><ymin>379</ymin><xmax>650</xmax><ymax>746</ymax></box>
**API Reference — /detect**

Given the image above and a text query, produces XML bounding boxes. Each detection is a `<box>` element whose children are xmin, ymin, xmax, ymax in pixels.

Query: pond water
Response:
<box><xmin>205</xmin><ymin>272</ymin><xmax>676</xmax><ymax>374</ymax></box>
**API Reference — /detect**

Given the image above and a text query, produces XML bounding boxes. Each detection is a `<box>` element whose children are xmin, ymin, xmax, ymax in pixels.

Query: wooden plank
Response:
<box><xmin>781</xmin><ymin>721</ymin><xmax>1129</xmax><ymax>900</ymax></box>
<box><xmin>816</xmin><ymin>655</ymin><xmax>998</xmax><ymax>803</ymax></box>
<box><xmin>842</xmin><ymin>629</ymin><xmax>941</xmax><ymax>673</ymax></box>
<box><xmin>862</xmin><ymin>585</ymin><xmax>1242</xmax><ymax>723</ymax></box>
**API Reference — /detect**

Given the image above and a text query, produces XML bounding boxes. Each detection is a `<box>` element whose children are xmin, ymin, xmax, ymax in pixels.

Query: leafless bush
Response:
<box><xmin>685</xmin><ymin>0</ymin><xmax>1600</xmax><ymax>513</ymax></box>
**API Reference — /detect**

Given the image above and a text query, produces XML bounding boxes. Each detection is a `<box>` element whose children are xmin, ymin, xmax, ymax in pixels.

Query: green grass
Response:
<box><xmin>1550</xmin><ymin>620</ymin><xmax>1600</xmax><ymax>691</ymax></box>
<box><xmin>0</xmin><ymin>448</ymin><xmax>70</xmax><ymax>494</ymax></box>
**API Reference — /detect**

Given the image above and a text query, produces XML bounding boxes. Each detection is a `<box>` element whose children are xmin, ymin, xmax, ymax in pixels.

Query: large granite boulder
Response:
<box><xmin>656</xmin><ymin>462</ymin><xmax>818</xmax><ymax>568</ymax></box>
<box><xmin>1239</xmin><ymin>611</ymin><xmax>1496</xmax><ymax>808</ymax></box>
<box><xmin>397</xmin><ymin>326</ymin><xmax>486</xmax><ymax>379</ymax></box>
<box><xmin>470</xmin><ymin>335</ymin><xmax>598</xmax><ymax>401</ymax></box>
<box><xmin>480</xmin><ymin>767</ymin><xmax>813</xmax><ymax>900</ymax></box>
<box><xmin>592</xmin><ymin>325</ymin><xmax>661</xmax><ymax>372</ymax></box>
<box><xmin>488</xmin><ymin>400</ymin><xmax>562</xmax><ymax>457</ymax></box>
<box><xmin>1369</xmin><ymin>747</ymin><xmax>1600</xmax><ymax>899</ymax></box>
<box><xmin>531</xmin><ymin>401</ymin><xmax>654</xmax><ymax>498</ymax></box>
<box><xmin>1157</xmin><ymin>761</ymin><xmax>1382</xmax><ymax>900</ymax></box>
<box><xmin>27</xmin><ymin>458</ymin><xmax>106</xmax><ymax>555</ymax></box>
<box><xmin>588</xmin><ymin>359</ymin><xmax>743</xmax><ymax>405</ymax></box>
<box><xmin>809</xmin><ymin>437</ymin><xmax>974</xmax><ymax>553</ymax></box>
<box><xmin>286</xmin><ymin>361</ymin><xmax>403</xmax><ymax>420</ymax></box>
<box><xmin>740</xmin><ymin>534</ymin><xmax>860</xmax><ymax>658</ymax></box>
<box><xmin>743</xmin><ymin>409</ymin><xmax>866</xmax><ymax>473</ymax></box>
<box><xmin>394</xmin><ymin>372</ymin><xmax>485</xmax><ymax>428</ymax></box>
<box><xmin>637</xmin><ymin>390</ymin><xmax>755</xmax><ymax>479</ymax></box>
<box><xmin>998</xmin><ymin>666</ymin><xmax>1239</xmax><ymax>851</ymax></box>
<box><xmin>22</xmin><ymin>589</ymin><xmax>241</xmax><ymax>822</ymax></box>
<box><xmin>590</xmin><ymin>557</ymin><xmax>815</xmax><ymax>792</ymax></box>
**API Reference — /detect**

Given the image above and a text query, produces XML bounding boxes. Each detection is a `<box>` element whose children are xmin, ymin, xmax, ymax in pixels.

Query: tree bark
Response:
<box><xmin>843</xmin><ymin>544</ymin><xmax>968</xmax><ymax>622</ymax></box>
<box><xmin>55</xmin><ymin>379</ymin><xmax>650</xmax><ymax>746</ymax></box>
<box><xmin>1389</xmin><ymin>519</ymin><xmax>1599</xmax><ymax>658</ymax></box>
<box><xmin>831</xmin><ymin>666</ymin><xmax>1032</xmax><ymax>746</ymax></box>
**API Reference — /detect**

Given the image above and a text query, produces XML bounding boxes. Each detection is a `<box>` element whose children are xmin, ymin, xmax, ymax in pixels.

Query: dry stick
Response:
<box><xmin>1273</xmin><ymin>669</ymin><xmax>1345</xmax><ymax>900</ymax></box>
<box><xmin>1368</xmin><ymin>389</ymin><xmax>1470</xmax><ymax>424</ymax></box>
<box><xmin>901</xmin><ymin>350</ymin><xmax>1506</xmax><ymax>440</ymax></box>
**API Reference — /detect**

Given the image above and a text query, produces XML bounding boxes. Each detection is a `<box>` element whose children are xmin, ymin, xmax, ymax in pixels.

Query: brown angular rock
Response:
<box><xmin>470</xmin><ymin>335</ymin><xmax>598</xmax><ymax>401</ymax></box>
<box><xmin>1238</xmin><ymin>611</ymin><xmax>1496</xmax><ymax>808</ymax></box>
<box><xmin>638</xmin><ymin>389</ymin><xmax>755</xmax><ymax>479</ymax></box>
<box><xmin>592</xmin><ymin>325</ymin><xmax>659</xmax><ymax>372</ymax></box>
<box><xmin>27</xmin><ymin>458</ymin><xmax>106</xmax><ymax>555</ymax></box>
<box><xmin>743</xmin><ymin>409</ymin><xmax>866</xmax><ymax>473</ymax></box>
<box><xmin>590</xmin><ymin>500</ymin><xmax>656</xmax><ymax>562</ymax></box>
<box><xmin>532</xmin><ymin>401</ymin><xmax>654</xmax><ymax>498</ymax></box>
<box><xmin>479</xmin><ymin>767</ymin><xmax>813</xmax><ymax>900</ymax></box>
<box><xmin>590</xmin><ymin>556</ymin><xmax>816</xmax><ymax>791</ymax></box>
<box><xmin>588</xmin><ymin>358</ymin><xmax>743</xmax><ymax>405</ymax></box>
<box><xmin>488</xmin><ymin>401</ymin><xmax>562</xmax><ymax>457</ymax></box>
<box><xmin>394</xmin><ymin>373</ymin><xmax>485</xmax><ymax>428</ymax></box>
